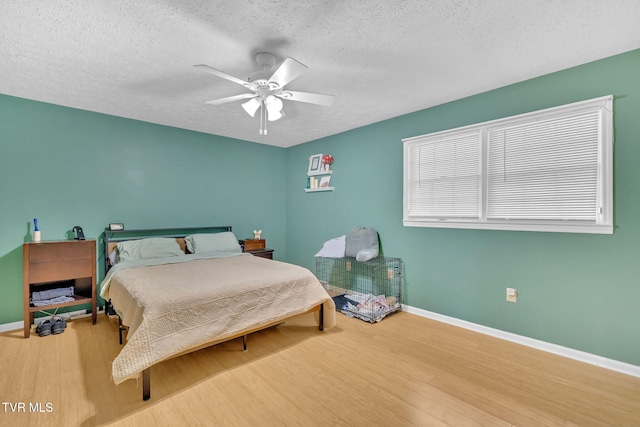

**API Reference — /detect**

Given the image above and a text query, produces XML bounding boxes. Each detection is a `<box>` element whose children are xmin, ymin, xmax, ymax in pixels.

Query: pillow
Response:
<box><xmin>345</xmin><ymin>226</ymin><xmax>379</xmax><ymax>262</ymax></box>
<box><xmin>108</xmin><ymin>248</ymin><xmax>120</xmax><ymax>266</ymax></box>
<box><xmin>315</xmin><ymin>235</ymin><xmax>346</xmax><ymax>258</ymax></box>
<box><xmin>185</xmin><ymin>232</ymin><xmax>241</xmax><ymax>254</ymax></box>
<box><xmin>116</xmin><ymin>238</ymin><xmax>184</xmax><ymax>263</ymax></box>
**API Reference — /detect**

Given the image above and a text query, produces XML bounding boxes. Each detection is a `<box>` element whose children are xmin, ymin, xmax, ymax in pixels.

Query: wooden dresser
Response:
<box><xmin>23</xmin><ymin>240</ymin><xmax>97</xmax><ymax>338</ymax></box>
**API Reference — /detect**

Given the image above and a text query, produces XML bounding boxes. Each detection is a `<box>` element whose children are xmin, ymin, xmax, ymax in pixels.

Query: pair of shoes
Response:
<box><xmin>35</xmin><ymin>317</ymin><xmax>67</xmax><ymax>337</ymax></box>
<box><xmin>35</xmin><ymin>319</ymin><xmax>53</xmax><ymax>337</ymax></box>
<box><xmin>51</xmin><ymin>316</ymin><xmax>67</xmax><ymax>334</ymax></box>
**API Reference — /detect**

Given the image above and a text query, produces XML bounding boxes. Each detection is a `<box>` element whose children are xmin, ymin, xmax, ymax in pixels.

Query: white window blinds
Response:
<box><xmin>403</xmin><ymin>95</ymin><xmax>613</xmax><ymax>234</ymax></box>
<box><xmin>487</xmin><ymin>111</ymin><xmax>600</xmax><ymax>222</ymax></box>
<box><xmin>406</xmin><ymin>130</ymin><xmax>481</xmax><ymax>219</ymax></box>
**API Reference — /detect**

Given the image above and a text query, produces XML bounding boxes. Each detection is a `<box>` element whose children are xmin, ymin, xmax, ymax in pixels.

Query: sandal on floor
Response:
<box><xmin>36</xmin><ymin>319</ymin><xmax>53</xmax><ymax>337</ymax></box>
<box><xmin>51</xmin><ymin>316</ymin><xmax>67</xmax><ymax>335</ymax></box>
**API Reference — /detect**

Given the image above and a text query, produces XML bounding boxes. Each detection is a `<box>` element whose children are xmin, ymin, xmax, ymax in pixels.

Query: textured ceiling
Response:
<box><xmin>2</xmin><ymin>1</ymin><xmax>640</xmax><ymax>148</ymax></box>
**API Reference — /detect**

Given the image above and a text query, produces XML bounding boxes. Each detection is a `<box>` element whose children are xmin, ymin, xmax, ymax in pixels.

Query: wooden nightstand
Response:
<box><xmin>245</xmin><ymin>248</ymin><xmax>274</xmax><ymax>260</ymax></box>
<box><xmin>23</xmin><ymin>240</ymin><xmax>97</xmax><ymax>338</ymax></box>
<box><xmin>239</xmin><ymin>238</ymin><xmax>273</xmax><ymax>259</ymax></box>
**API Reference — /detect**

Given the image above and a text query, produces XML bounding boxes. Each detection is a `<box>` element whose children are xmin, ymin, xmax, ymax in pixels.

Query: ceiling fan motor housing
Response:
<box><xmin>255</xmin><ymin>52</ymin><xmax>276</xmax><ymax>69</ymax></box>
<box><xmin>248</xmin><ymin>52</ymin><xmax>279</xmax><ymax>89</ymax></box>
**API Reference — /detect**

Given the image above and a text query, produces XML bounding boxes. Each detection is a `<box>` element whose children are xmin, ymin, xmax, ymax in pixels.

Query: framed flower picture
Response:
<box><xmin>319</xmin><ymin>175</ymin><xmax>332</xmax><ymax>188</ymax></box>
<box><xmin>308</xmin><ymin>153</ymin><xmax>323</xmax><ymax>173</ymax></box>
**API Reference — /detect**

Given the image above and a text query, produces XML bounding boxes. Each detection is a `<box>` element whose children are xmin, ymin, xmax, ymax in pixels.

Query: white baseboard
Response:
<box><xmin>402</xmin><ymin>304</ymin><xmax>640</xmax><ymax>379</ymax></box>
<box><xmin>0</xmin><ymin>320</ymin><xmax>24</xmax><ymax>333</ymax></box>
<box><xmin>0</xmin><ymin>309</ymin><xmax>94</xmax><ymax>333</ymax></box>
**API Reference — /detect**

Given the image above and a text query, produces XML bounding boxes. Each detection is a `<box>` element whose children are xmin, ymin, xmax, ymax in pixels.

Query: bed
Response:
<box><xmin>100</xmin><ymin>226</ymin><xmax>335</xmax><ymax>400</ymax></box>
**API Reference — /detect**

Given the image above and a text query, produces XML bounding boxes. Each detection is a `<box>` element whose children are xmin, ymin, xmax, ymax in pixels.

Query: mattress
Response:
<box><xmin>100</xmin><ymin>252</ymin><xmax>335</xmax><ymax>384</ymax></box>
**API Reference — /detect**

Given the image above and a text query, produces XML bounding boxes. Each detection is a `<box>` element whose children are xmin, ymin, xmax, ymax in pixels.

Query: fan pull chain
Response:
<box><xmin>259</xmin><ymin>100</ymin><xmax>264</xmax><ymax>135</ymax></box>
<box><xmin>262</xmin><ymin>100</ymin><xmax>268</xmax><ymax>135</ymax></box>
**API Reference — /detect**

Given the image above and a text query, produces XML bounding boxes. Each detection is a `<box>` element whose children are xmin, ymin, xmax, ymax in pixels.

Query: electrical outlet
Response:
<box><xmin>387</xmin><ymin>269</ymin><xmax>394</xmax><ymax>279</ymax></box>
<box><xmin>506</xmin><ymin>287</ymin><xmax>518</xmax><ymax>303</ymax></box>
<box><xmin>346</xmin><ymin>261</ymin><xmax>351</xmax><ymax>271</ymax></box>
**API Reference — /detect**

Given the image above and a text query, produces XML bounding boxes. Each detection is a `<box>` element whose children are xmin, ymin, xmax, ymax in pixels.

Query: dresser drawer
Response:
<box><xmin>28</xmin><ymin>258</ymin><xmax>93</xmax><ymax>284</ymax></box>
<box><xmin>242</xmin><ymin>239</ymin><xmax>266</xmax><ymax>251</ymax></box>
<box><xmin>28</xmin><ymin>241</ymin><xmax>93</xmax><ymax>263</ymax></box>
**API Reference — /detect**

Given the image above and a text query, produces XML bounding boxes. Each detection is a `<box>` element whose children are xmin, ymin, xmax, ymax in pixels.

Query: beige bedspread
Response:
<box><xmin>101</xmin><ymin>253</ymin><xmax>335</xmax><ymax>384</ymax></box>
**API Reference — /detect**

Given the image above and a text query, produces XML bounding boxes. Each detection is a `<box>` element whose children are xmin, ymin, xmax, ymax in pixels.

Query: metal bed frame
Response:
<box><xmin>102</xmin><ymin>225</ymin><xmax>324</xmax><ymax>401</ymax></box>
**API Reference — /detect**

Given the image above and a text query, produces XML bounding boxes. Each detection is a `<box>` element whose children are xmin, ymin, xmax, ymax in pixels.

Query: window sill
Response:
<box><xmin>403</xmin><ymin>219</ymin><xmax>613</xmax><ymax>234</ymax></box>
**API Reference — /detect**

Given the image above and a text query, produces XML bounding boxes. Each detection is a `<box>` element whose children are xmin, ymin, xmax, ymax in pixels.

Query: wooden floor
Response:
<box><xmin>1</xmin><ymin>311</ymin><xmax>639</xmax><ymax>427</ymax></box>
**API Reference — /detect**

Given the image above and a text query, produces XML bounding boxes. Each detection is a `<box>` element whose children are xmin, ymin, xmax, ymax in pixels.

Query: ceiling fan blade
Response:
<box><xmin>278</xmin><ymin>90</ymin><xmax>335</xmax><ymax>107</ymax></box>
<box><xmin>268</xmin><ymin>58</ymin><xmax>308</xmax><ymax>88</ymax></box>
<box><xmin>205</xmin><ymin>93</ymin><xmax>258</xmax><ymax>106</ymax></box>
<box><xmin>194</xmin><ymin>64</ymin><xmax>250</xmax><ymax>88</ymax></box>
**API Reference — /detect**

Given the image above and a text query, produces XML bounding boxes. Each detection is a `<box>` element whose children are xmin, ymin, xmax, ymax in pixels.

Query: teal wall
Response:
<box><xmin>0</xmin><ymin>95</ymin><xmax>287</xmax><ymax>324</ymax></box>
<box><xmin>286</xmin><ymin>49</ymin><xmax>640</xmax><ymax>366</ymax></box>
<box><xmin>2</xmin><ymin>49</ymin><xmax>639</xmax><ymax>368</ymax></box>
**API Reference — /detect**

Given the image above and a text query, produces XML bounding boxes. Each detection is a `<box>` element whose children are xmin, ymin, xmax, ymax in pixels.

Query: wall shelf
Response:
<box><xmin>306</xmin><ymin>153</ymin><xmax>334</xmax><ymax>192</ymax></box>
<box><xmin>305</xmin><ymin>187</ymin><xmax>334</xmax><ymax>193</ymax></box>
<box><xmin>307</xmin><ymin>170</ymin><xmax>333</xmax><ymax>177</ymax></box>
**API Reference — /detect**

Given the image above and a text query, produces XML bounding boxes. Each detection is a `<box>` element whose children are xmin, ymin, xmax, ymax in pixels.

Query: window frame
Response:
<box><xmin>402</xmin><ymin>95</ymin><xmax>614</xmax><ymax>234</ymax></box>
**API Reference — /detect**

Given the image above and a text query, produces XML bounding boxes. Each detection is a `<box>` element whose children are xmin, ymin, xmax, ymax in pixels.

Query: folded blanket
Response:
<box><xmin>31</xmin><ymin>296</ymin><xmax>76</xmax><ymax>306</ymax></box>
<box><xmin>32</xmin><ymin>286</ymin><xmax>74</xmax><ymax>301</ymax></box>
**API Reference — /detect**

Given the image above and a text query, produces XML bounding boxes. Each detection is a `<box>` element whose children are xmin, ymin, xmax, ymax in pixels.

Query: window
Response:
<box><xmin>403</xmin><ymin>95</ymin><xmax>613</xmax><ymax>234</ymax></box>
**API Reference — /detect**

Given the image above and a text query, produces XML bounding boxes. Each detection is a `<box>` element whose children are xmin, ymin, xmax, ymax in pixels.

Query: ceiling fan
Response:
<box><xmin>195</xmin><ymin>52</ymin><xmax>335</xmax><ymax>135</ymax></box>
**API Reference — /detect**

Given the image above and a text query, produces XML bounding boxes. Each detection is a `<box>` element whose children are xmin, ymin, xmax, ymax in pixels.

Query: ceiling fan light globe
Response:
<box><xmin>242</xmin><ymin>98</ymin><xmax>261</xmax><ymax>117</ymax></box>
<box><xmin>265</xmin><ymin>95</ymin><xmax>283</xmax><ymax>110</ymax></box>
<box><xmin>265</xmin><ymin>95</ymin><xmax>284</xmax><ymax>121</ymax></box>
<box><xmin>267</xmin><ymin>110</ymin><xmax>283</xmax><ymax>121</ymax></box>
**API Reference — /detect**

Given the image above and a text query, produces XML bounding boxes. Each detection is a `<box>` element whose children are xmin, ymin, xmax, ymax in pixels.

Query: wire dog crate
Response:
<box><xmin>316</xmin><ymin>256</ymin><xmax>402</xmax><ymax>323</ymax></box>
